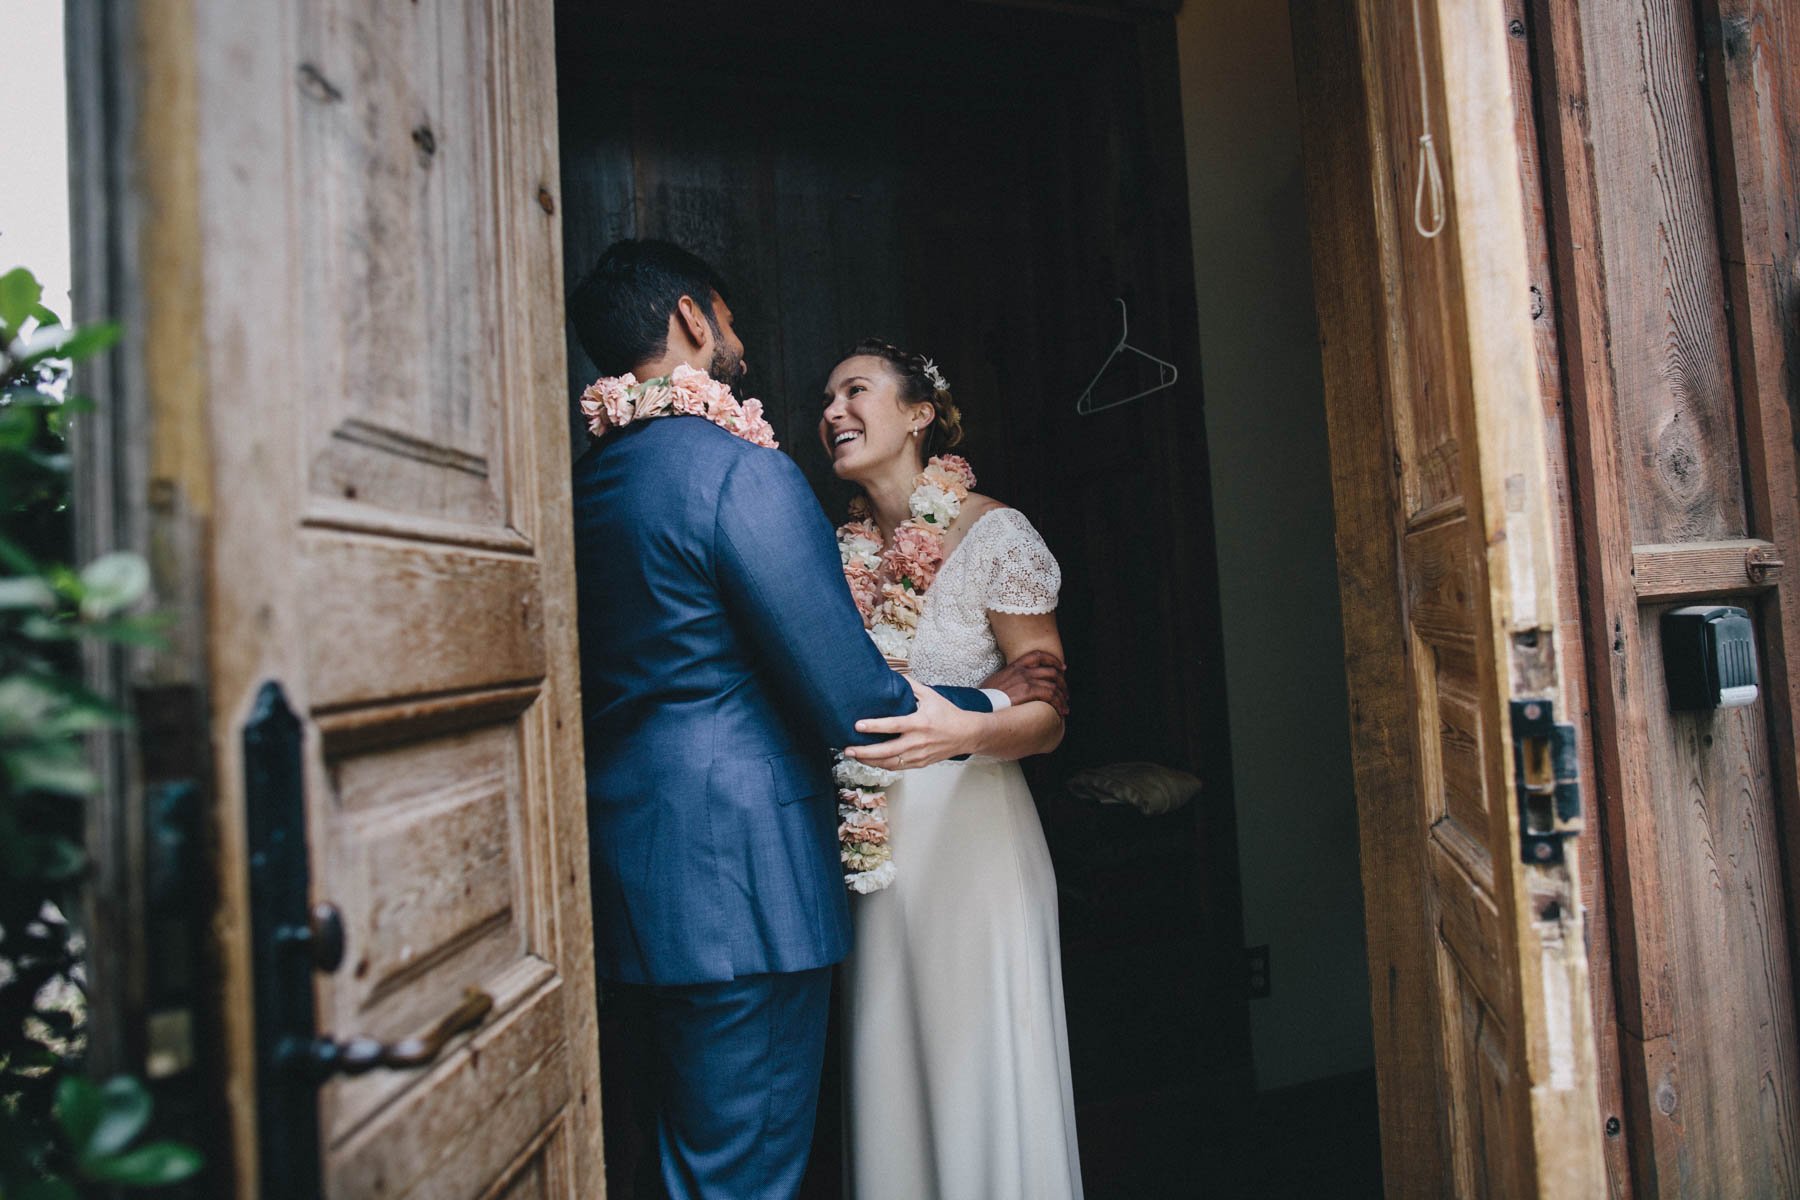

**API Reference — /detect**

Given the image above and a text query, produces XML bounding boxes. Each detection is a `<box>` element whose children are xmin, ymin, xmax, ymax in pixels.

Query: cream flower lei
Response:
<box><xmin>832</xmin><ymin>454</ymin><xmax>977</xmax><ymax>893</ymax></box>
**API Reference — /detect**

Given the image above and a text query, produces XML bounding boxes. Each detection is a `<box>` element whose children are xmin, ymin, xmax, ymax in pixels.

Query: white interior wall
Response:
<box><xmin>1175</xmin><ymin>0</ymin><xmax>1374</xmax><ymax>1091</ymax></box>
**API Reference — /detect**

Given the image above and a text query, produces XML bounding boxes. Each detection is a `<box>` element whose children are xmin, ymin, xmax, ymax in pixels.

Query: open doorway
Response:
<box><xmin>554</xmin><ymin>2</ymin><xmax>1375</xmax><ymax>1196</ymax></box>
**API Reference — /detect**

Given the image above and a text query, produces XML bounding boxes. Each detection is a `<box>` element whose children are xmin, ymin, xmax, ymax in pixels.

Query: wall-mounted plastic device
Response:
<box><xmin>1661</xmin><ymin>605</ymin><xmax>1760</xmax><ymax>712</ymax></box>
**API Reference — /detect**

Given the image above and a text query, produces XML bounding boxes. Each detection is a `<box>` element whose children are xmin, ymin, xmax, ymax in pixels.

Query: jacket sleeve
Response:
<box><xmin>713</xmin><ymin>447</ymin><xmax>990</xmax><ymax>748</ymax></box>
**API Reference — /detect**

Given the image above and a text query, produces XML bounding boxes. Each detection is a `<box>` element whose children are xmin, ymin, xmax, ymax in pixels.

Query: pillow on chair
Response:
<box><xmin>1065</xmin><ymin>762</ymin><xmax>1202</xmax><ymax>817</ymax></box>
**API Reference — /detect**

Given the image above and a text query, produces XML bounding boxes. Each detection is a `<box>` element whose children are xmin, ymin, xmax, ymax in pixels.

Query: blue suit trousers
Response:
<box><xmin>615</xmin><ymin>967</ymin><xmax>832</xmax><ymax>1200</ymax></box>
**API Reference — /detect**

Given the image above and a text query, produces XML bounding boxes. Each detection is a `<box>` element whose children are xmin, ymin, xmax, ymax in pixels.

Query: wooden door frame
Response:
<box><xmin>1292</xmin><ymin>0</ymin><xmax>1617</xmax><ymax>1187</ymax></box>
<box><xmin>65</xmin><ymin>2</ymin><xmax>606</xmax><ymax>1194</ymax></box>
<box><xmin>64</xmin><ymin>0</ymin><xmax>235</xmax><ymax>1187</ymax></box>
<box><xmin>1295</xmin><ymin>0</ymin><xmax>1800</xmax><ymax>1194</ymax></box>
<box><xmin>1287</xmin><ymin>2</ymin><xmax>1451</xmax><ymax>1190</ymax></box>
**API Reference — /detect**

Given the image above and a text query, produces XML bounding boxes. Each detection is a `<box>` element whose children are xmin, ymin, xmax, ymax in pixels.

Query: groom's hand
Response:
<box><xmin>981</xmin><ymin>650</ymin><xmax>1070</xmax><ymax>717</ymax></box>
<box><xmin>845</xmin><ymin>677</ymin><xmax>985</xmax><ymax>770</ymax></box>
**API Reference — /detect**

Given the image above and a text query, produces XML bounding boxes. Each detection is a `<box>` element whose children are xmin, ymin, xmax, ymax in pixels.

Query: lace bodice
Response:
<box><xmin>907</xmin><ymin>507</ymin><xmax>1061</xmax><ymax>688</ymax></box>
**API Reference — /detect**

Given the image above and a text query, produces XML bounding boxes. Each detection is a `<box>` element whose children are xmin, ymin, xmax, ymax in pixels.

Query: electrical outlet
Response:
<box><xmin>1246</xmin><ymin>944</ymin><xmax>1271</xmax><ymax>998</ymax></box>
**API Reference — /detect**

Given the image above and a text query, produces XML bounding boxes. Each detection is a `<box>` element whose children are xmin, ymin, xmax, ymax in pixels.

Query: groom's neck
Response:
<box><xmin>630</xmin><ymin>349</ymin><xmax>707</xmax><ymax>383</ymax></box>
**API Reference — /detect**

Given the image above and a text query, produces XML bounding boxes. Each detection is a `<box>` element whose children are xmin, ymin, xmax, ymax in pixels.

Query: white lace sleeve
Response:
<box><xmin>981</xmin><ymin>508</ymin><xmax>1061</xmax><ymax>615</ymax></box>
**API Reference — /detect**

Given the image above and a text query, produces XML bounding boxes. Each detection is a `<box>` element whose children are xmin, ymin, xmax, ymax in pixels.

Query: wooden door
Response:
<box><xmin>132</xmin><ymin>1</ymin><xmax>600</xmax><ymax>1195</ymax></box>
<box><xmin>1292</xmin><ymin>0</ymin><xmax>1605</xmax><ymax>1194</ymax></box>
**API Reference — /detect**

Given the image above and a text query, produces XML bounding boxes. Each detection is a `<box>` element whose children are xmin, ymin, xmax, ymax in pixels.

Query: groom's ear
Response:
<box><xmin>673</xmin><ymin>293</ymin><xmax>714</xmax><ymax>352</ymax></box>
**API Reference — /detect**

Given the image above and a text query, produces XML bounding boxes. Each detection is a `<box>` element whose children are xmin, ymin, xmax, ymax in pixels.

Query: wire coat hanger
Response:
<box><xmin>1075</xmin><ymin>298</ymin><xmax>1180</xmax><ymax>416</ymax></box>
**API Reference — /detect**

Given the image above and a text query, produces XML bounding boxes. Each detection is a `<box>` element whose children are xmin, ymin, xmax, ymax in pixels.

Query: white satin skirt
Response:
<box><xmin>841</xmin><ymin>757</ymin><xmax>1083</xmax><ymax>1200</ymax></box>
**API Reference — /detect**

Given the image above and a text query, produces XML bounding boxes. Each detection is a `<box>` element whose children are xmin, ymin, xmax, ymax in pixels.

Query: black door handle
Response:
<box><xmin>280</xmin><ymin>988</ymin><xmax>494</xmax><ymax>1081</ymax></box>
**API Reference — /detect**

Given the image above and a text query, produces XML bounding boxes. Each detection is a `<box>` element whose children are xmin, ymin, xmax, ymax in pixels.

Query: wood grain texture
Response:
<box><xmin>1532</xmin><ymin>0</ymin><xmax>1800</xmax><ymax>1191</ymax></box>
<box><xmin>1631</xmin><ymin>539</ymin><xmax>1782</xmax><ymax>598</ymax></box>
<box><xmin>1302</xmin><ymin>0</ymin><xmax>1608</xmax><ymax>1188</ymax></box>
<box><xmin>1633</xmin><ymin>609</ymin><xmax>1800</xmax><ymax>1195</ymax></box>
<box><xmin>1578</xmin><ymin>0</ymin><xmax>1746</xmax><ymax>545</ymax></box>
<box><xmin>136</xmin><ymin>1</ymin><xmax>603</xmax><ymax>1195</ymax></box>
<box><xmin>1503</xmin><ymin>1</ymin><xmax>1631</xmax><ymax>1187</ymax></box>
<box><xmin>1291</xmin><ymin>1</ymin><xmax>1451</xmax><ymax>1191</ymax></box>
<box><xmin>1425</xmin><ymin>0</ymin><xmax>1609</xmax><ymax>1182</ymax></box>
<box><xmin>1698</xmin><ymin>6</ymin><xmax>1800</xmax><ymax>1199</ymax></box>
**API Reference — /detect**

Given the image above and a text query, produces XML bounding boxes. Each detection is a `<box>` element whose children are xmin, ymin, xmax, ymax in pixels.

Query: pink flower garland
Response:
<box><xmin>580</xmin><ymin>364</ymin><xmax>779</xmax><ymax>449</ymax></box>
<box><xmin>837</xmin><ymin>455</ymin><xmax>975</xmax><ymax>660</ymax></box>
<box><xmin>833</xmin><ymin>454</ymin><xmax>977</xmax><ymax>893</ymax></box>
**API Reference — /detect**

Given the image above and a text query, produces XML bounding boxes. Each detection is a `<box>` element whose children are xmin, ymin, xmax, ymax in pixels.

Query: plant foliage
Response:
<box><xmin>0</xmin><ymin>266</ymin><xmax>199</xmax><ymax>1194</ymax></box>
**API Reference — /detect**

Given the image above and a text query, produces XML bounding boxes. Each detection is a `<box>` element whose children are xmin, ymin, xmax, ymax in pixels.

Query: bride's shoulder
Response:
<box><xmin>960</xmin><ymin>493</ymin><xmax>1010</xmax><ymax>525</ymax></box>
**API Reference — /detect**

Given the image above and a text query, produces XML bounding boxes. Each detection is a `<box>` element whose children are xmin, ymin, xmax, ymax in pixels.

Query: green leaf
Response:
<box><xmin>84</xmin><ymin>1077</ymin><xmax>152</xmax><ymax>1160</ymax></box>
<box><xmin>0</xmin><ymin>406</ymin><xmax>39</xmax><ymax>450</ymax></box>
<box><xmin>0</xmin><ymin>576</ymin><xmax>56</xmax><ymax>611</ymax></box>
<box><xmin>54</xmin><ymin>1077</ymin><xmax>101</xmax><ymax>1156</ymax></box>
<box><xmin>31</xmin><ymin>301</ymin><xmax>64</xmax><ymax>328</ymax></box>
<box><xmin>77</xmin><ymin>553</ymin><xmax>149</xmax><ymax>619</ymax></box>
<box><xmin>0</xmin><ymin>674</ymin><xmax>65</xmax><ymax>735</ymax></box>
<box><xmin>0</xmin><ymin>385</ymin><xmax>64</xmax><ymax>408</ymax></box>
<box><xmin>75</xmin><ymin>614</ymin><xmax>172</xmax><ymax>649</ymax></box>
<box><xmin>2</xmin><ymin>743</ymin><xmax>99</xmax><ymax>797</ymax></box>
<box><xmin>12</xmin><ymin>322</ymin><xmax>121</xmax><ymax>370</ymax></box>
<box><xmin>0</xmin><ymin>533</ymin><xmax>43</xmax><ymax>574</ymax></box>
<box><xmin>82</xmin><ymin>1141</ymin><xmax>203</xmax><ymax>1186</ymax></box>
<box><xmin>19</xmin><ymin>837</ymin><xmax>88</xmax><ymax>882</ymax></box>
<box><xmin>13</xmin><ymin>1178</ymin><xmax>80</xmax><ymax>1200</ymax></box>
<box><xmin>0</xmin><ymin>268</ymin><xmax>44</xmax><ymax>333</ymax></box>
<box><xmin>19</xmin><ymin>613</ymin><xmax>69</xmax><ymax>642</ymax></box>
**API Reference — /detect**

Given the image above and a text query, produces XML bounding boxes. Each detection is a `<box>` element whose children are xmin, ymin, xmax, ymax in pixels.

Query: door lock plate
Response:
<box><xmin>1511</xmin><ymin>698</ymin><xmax>1582</xmax><ymax>866</ymax></box>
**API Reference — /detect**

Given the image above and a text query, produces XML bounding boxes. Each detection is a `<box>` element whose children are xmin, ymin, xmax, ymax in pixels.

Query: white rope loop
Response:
<box><xmin>1410</xmin><ymin>0</ymin><xmax>1446</xmax><ymax>239</ymax></box>
<box><xmin>1414</xmin><ymin>134</ymin><xmax>1447</xmax><ymax>238</ymax></box>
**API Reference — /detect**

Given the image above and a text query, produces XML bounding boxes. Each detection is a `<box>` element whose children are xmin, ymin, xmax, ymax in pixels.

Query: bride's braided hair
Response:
<box><xmin>848</xmin><ymin>338</ymin><xmax>966</xmax><ymax>460</ymax></box>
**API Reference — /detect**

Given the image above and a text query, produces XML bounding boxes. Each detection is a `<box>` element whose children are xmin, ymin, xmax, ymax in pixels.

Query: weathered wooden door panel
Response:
<box><xmin>1522</xmin><ymin>0</ymin><xmax>1800</xmax><ymax>1192</ymax></box>
<box><xmin>1295</xmin><ymin>0</ymin><xmax>1605</xmax><ymax>1193</ymax></box>
<box><xmin>143</xmin><ymin>0</ymin><xmax>600</xmax><ymax>1194</ymax></box>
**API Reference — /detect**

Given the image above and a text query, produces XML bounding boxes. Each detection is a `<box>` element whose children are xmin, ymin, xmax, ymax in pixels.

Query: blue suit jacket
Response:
<box><xmin>572</xmin><ymin>416</ymin><xmax>991</xmax><ymax>986</ymax></box>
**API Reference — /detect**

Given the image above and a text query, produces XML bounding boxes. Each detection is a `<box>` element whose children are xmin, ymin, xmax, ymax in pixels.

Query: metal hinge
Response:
<box><xmin>1511</xmin><ymin>698</ymin><xmax>1583</xmax><ymax>865</ymax></box>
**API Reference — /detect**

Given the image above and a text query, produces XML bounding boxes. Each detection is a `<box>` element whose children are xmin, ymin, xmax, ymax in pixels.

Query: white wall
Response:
<box><xmin>1176</xmin><ymin>0</ymin><xmax>1373</xmax><ymax>1091</ymax></box>
<box><xmin>0</xmin><ymin>0</ymin><xmax>71</xmax><ymax>313</ymax></box>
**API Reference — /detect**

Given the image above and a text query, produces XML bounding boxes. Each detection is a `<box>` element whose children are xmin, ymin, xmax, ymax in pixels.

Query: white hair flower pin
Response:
<box><xmin>921</xmin><ymin>359</ymin><xmax>950</xmax><ymax>393</ymax></box>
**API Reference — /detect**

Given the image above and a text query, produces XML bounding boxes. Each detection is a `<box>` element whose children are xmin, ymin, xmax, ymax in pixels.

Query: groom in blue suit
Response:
<box><xmin>568</xmin><ymin>240</ymin><xmax>1059</xmax><ymax>1199</ymax></box>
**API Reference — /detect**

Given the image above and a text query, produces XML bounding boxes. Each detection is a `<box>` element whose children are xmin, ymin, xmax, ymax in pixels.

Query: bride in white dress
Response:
<box><xmin>819</xmin><ymin>341</ymin><xmax>1083</xmax><ymax>1200</ymax></box>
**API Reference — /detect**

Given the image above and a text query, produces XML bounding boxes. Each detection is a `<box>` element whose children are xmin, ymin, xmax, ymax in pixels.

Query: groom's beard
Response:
<box><xmin>709</xmin><ymin>344</ymin><xmax>746</xmax><ymax>391</ymax></box>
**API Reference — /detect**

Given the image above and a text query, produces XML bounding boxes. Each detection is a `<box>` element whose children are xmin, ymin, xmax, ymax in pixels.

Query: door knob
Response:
<box><xmin>274</xmin><ymin>902</ymin><xmax>346</xmax><ymax>972</ymax></box>
<box><xmin>280</xmin><ymin>987</ymin><xmax>493</xmax><ymax>1081</ymax></box>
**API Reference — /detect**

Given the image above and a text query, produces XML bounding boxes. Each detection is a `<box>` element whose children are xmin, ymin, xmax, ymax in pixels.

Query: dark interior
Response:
<box><xmin>553</xmin><ymin>4</ymin><xmax>1368</xmax><ymax>1196</ymax></box>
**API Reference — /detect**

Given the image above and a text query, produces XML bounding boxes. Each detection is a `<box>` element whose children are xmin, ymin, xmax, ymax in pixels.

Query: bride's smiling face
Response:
<box><xmin>819</xmin><ymin>355</ymin><xmax>932</xmax><ymax>483</ymax></box>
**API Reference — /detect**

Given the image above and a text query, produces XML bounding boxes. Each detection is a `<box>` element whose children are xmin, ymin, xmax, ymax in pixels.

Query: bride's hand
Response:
<box><xmin>844</xmin><ymin>676</ymin><xmax>983</xmax><ymax>770</ymax></box>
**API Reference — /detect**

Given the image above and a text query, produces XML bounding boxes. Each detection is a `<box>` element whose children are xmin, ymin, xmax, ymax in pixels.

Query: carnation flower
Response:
<box><xmin>876</xmin><ymin>584</ymin><xmax>924</xmax><ymax>632</ymax></box>
<box><xmin>834</xmin><ymin>755</ymin><xmax>900</xmax><ymax>790</ymax></box>
<box><xmin>668</xmin><ymin>364</ymin><xmax>721</xmax><ymax>416</ymax></box>
<box><xmin>735</xmin><ymin>397</ymin><xmax>779</xmax><ymax>449</ymax></box>
<box><xmin>869</xmin><ymin>623</ymin><xmax>913</xmax><ymax>660</ymax></box>
<box><xmin>580</xmin><ymin>373</ymin><xmax>639</xmax><ymax>435</ymax></box>
<box><xmin>839</xmin><ymin>819</ymin><xmax>889</xmax><ymax>845</ymax></box>
<box><xmin>891</xmin><ymin>521</ymin><xmax>944</xmax><ymax>576</ymax></box>
<box><xmin>930</xmin><ymin>454</ymin><xmax>977</xmax><ymax>490</ymax></box>
<box><xmin>839</xmin><ymin>788</ymin><xmax>886</xmax><ymax>810</ymax></box>
<box><xmin>847</xmin><ymin>859</ymin><xmax>897</xmax><ymax>893</ymax></box>
<box><xmin>844</xmin><ymin>564</ymin><xmax>881</xmax><ymax>623</ymax></box>
<box><xmin>918</xmin><ymin>463</ymin><xmax>970</xmax><ymax>502</ymax></box>
<box><xmin>839</xmin><ymin>524</ymin><xmax>884</xmax><ymax>572</ymax></box>
<box><xmin>909</xmin><ymin>484</ymin><xmax>961</xmax><ymax>527</ymax></box>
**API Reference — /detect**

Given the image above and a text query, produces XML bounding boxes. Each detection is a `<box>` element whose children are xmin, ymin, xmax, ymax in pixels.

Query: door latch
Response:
<box><xmin>244</xmin><ymin>682</ymin><xmax>323</xmax><ymax>1200</ymax></box>
<box><xmin>1511</xmin><ymin>698</ymin><xmax>1582</xmax><ymax>865</ymax></box>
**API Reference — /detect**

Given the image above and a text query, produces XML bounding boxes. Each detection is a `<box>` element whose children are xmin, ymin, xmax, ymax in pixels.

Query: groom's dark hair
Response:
<box><xmin>568</xmin><ymin>239</ymin><xmax>733</xmax><ymax>376</ymax></box>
